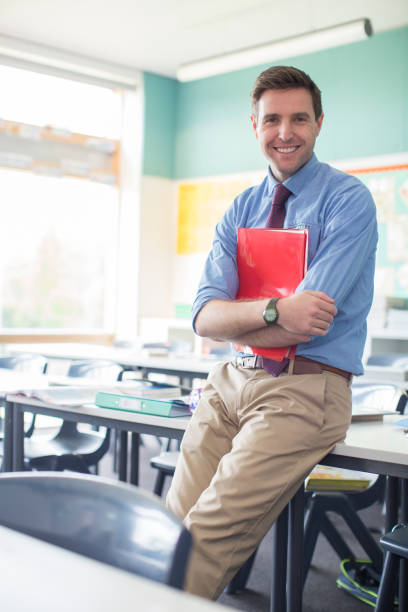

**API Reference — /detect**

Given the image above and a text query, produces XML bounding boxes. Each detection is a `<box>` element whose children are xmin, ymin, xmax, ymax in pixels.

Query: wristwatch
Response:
<box><xmin>263</xmin><ymin>298</ymin><xmax>280</xmax><ymax>325</ymax></box>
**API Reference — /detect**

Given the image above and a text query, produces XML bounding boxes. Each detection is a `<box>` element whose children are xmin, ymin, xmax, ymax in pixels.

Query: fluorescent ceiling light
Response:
<box><xmin>177</xmin><ymin>18</ymin><xmax>372</xmax><ymax>82</ymax></box>
<box><xmin>0</xmin><ymin>34</ymin><xmax>140</xmax><ymax>88</ymax></box>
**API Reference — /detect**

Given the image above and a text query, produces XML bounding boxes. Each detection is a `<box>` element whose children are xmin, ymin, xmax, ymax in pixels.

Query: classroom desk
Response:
<box><xmin>6</xmin><ymin>343</ymin><xmax>214</xmax><ymax>387</ymax></box>
<box><xmin>2</xmin><ymin>394</ymin><xmax>190</xmax><ymax>480</ymax></box>
<box><xmin>0</xmin><ymin>524</ymin><xmax>231</xmax><ymax>612</ymax></box>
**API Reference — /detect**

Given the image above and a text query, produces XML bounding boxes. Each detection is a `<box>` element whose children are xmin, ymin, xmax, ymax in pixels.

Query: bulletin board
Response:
<box><xmin>348</xmin><ymin>163</ymin><xmax>408</xmax><ymax>298</ymax></box>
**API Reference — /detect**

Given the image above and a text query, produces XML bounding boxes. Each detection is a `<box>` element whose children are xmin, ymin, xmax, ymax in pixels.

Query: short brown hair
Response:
<box><xmin>251</xmin><ymin>65</ymin><xmax>322</xmax><ymax>119</ymax></box>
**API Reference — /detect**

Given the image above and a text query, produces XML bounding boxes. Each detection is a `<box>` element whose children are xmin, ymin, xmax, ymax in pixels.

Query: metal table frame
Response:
<box><xmin>274</xmin><ymin>448</ymin><xmax>408</xmax><ymax>612</ymax></box>
<box><xmin>3</xmin><ymin>396</ymin><xmax>189</xmax><ymax>483</ymax></box>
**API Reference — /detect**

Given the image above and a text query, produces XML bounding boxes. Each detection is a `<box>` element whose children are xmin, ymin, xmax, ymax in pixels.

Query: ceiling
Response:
<box><xmin>0</xmin><ymin>0</ymin><xmax>407</xmax><ymax>78</ymax></box>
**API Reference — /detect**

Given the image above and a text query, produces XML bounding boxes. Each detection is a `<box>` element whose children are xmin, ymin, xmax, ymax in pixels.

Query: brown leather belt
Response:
<box><xmin>284</xmin><ymin>355</ymin><xmax>352</xmax><ymax>381</ymax></box>
<box><xmin>235</xmin><ymin>354</ymin><xmax>352</xmax><ymax>381</ymax></box>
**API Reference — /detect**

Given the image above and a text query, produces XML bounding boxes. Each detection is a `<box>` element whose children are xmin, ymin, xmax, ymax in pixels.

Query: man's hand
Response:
<box><xmin>277</xmin><ymin>290</ymin><xmax>337</xmax><ymax>336</ymax></box>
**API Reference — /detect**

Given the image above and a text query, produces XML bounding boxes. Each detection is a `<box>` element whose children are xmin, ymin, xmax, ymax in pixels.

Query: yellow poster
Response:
<box><xmin>177</xmin><ymin>179</ymin><xmax>254</xmax><ymax>254</ymax></box>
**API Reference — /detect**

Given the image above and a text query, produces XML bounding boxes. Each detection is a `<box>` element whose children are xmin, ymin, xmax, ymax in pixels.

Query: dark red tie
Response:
<box><xmin>263</xmin><ymin>183</ymin><xmax>292</xmax><ymax>376</ymax></box>
<box><xmin>265</xmin><ymin>183</ymin><xmax>291</xmax><ymax>228</ymax></box>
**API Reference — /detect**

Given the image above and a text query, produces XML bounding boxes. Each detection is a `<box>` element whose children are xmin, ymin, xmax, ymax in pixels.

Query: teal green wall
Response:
<box><xmin>142</xmin><ymin>72</ymin><xmax>178</xmax><ymax>178</ymax></box>
<box><xmin>143</xmin><ymin>26</ymin><xmax>408</xmax><ymax>180</ymax></box>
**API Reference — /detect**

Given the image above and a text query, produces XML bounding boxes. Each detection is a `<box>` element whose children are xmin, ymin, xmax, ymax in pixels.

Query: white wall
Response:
<box><xmin>138</xmin><ymin>175</ymin><xmax>178</xmax><ymax>322</ymax></box>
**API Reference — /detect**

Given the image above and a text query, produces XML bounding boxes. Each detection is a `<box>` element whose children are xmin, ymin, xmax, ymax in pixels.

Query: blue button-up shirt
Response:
<box><xmin>192</xmin><ymin>154</ymin><xmax>378</xmax><ymax>376</ymax></box>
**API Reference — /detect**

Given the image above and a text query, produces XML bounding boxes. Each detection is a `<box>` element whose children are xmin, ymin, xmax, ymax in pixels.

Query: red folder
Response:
<box><xmin>236</xmin><ymin>228</ymin><xmax>308</xmax><ymax>361</ymax></box>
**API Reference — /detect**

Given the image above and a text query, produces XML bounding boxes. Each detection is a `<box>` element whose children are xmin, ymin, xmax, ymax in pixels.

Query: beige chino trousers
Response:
<box><xmin>166</xmin><ymin>360</ymin><xmax>352</xmax><ymax>600</ymax></box>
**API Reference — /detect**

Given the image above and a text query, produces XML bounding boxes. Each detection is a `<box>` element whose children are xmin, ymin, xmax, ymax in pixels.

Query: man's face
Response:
<box><xmin>251</xmin><ymin>88</ymin><xmax>323</xmax><ymax>182</ymax></box>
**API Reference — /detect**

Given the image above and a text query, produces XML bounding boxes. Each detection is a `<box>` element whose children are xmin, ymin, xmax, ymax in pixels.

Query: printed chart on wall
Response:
<box><xmin>347</xmin><ymin>160</ymin><xmax>408</xmax><ymax>299</ymax></box>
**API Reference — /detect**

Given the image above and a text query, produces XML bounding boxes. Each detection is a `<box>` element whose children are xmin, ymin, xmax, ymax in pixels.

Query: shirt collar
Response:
<box><xmin>266</xmin><ymin>153</ymin><xmax>320</xmax><ymax>197</ymax></box>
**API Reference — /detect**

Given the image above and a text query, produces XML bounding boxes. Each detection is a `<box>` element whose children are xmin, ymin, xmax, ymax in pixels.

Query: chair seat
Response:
<box><xmin>150</xmin><ymin>451</ymin><xmax>179</xmax><ymax>472</ymax></box>
<box><xmin>380</xmin><ymin>523</ymin><xmax>408</xmax><ymax>559</ymax></box>
<box><xmin>24</xmin><ymin>429</ymin><xmax>108</xmax><ymax>459</ymax></box>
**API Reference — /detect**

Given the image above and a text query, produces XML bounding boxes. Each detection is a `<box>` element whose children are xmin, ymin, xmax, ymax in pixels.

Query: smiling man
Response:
<box><xmin>253</xmin><ymin>87</ymin><xmax>323</xmax><ymax>181</ymax></box>
<box><xmin>167</xmin><ymin>66</ymin><xmax>378</xmax><ymax>600</ymax></box>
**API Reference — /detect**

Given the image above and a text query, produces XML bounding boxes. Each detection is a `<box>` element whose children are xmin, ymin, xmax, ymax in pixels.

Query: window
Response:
<box><xmin>0</xmin><ymin>63</ymin><xmax>140</xmax><ymax>341</ymax></box>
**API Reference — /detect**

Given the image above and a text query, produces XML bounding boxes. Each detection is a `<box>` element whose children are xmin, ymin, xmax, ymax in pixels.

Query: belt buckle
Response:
<box><xmin>237</xmin><ymin>355</ymin><xmax>258</xmax><ymax>368</ymax></box>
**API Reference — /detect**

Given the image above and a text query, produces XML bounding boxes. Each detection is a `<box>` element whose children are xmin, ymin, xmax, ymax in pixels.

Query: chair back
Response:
<box><xmin>351</xmin><ymin>382</ymin><xmax>406</xmax><ymax>414</ymax></box>
<box><xmin>68</xmin><ymin>359</ymin><xmax>123</xmax><ymax>381</ymax></box>
<box><xmin>0</xmin><ymin>353</ymin><xmax>47</xmax><ymax>374</ymax></box>
<box><xmin>0</xmin><ymin>472</ymin><xmax>192</xmax><ymax>588</ymax></box>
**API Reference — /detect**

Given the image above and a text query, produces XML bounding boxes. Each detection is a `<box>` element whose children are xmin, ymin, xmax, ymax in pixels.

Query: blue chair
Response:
<box><xmin>376</xmin><ymin>522</ymin><xmax>408</xmax><ymax>611</ymax></box>
<box><xmin>24</xmin><ymin>359</ymin><xmax>124</xmax><ymax>473</ymax></box>
<box><xmin>0</xmin><ymin>353</ymin><xmax>47</xmax><ymax>374</ymax></box>
<box><xmin>0</xmin><ymin>472</ymin><xmax>192</xmax><ymax>588</ymax></box>
<box><xmin>150</xmin><ymin>450</ymin><xmax>179</xmax><ymax>496</ymax></box>
<box><xmin>0</xmin><ymin>353</ymin><xmax>48</xmax><ymax>438</ymax></box>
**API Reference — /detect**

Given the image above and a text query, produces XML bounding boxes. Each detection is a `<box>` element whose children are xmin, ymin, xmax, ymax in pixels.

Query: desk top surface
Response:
<box><xmin>6</xmin><ymin>343</ymin><xmax>216</xmax><ymax>375</ymax></box>
<box><xmin>0</xmin><ymin>524</ymin><xmax>229</xmax><ymax>612</ymax></box>
<box><xmin>333</xmin><ymin>415</ymin><xmax>408</xmax><ymax>466</ymax></box>
<box><xmin>7</xmin><ymin>392</ymin><xmax>408</xmax><ymax>467</ymax></box>
<box><xmin>7</xmin><ymin>392</ymin><xmax>192</xmax><ymax>432</ymax></box>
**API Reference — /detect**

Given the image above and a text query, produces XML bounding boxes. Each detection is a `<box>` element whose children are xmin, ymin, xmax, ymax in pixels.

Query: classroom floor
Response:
<box><xmin>99</xmin><ymin>433</ymin><xmax>381</xmax><ymax>612</ymax></box>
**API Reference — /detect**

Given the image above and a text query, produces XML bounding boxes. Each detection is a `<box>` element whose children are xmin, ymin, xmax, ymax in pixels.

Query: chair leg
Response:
<box><xmin>319</xmin><ymin>514</ymin><xmax>355</xmax><ymax>561</ymax></box>
<box><xmin>304</xmin><ymin>498</ymin><xmax>326</xmax><ymax>582</ymax></box>
<box><xmin>270</xmin><ymin>504</ymin><xmax>289</xmax><ymax>612</ymax></box>
<box><xmin>376</xmin><ymin>552</ymin><xmax>399</xmax><ymax>612</ymax></box>
<box><xmin>153</xmin><ymin>471</ymin><xmax>166</xmax><ymax>497</ymax></box>
<box><xmin>225</xmin><ymin>550</ymin><xmax>257</xmax><ymax>594</ymax></box>
<box><xmin>304</xmin><ymin>497</ymin><xmax>353</xmax><ymax>584</ymax></box>
<box><xmin>400</xmin><ymin>558</ymin><xmax>408</xmax><ymax>612</ymax></box>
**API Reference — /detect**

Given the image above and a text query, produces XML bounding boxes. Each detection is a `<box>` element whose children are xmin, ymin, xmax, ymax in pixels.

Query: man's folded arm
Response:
<box><xmin>194</xmin><ymin>290</ymin><xmax>337</xmax><ymax>346</ymax></box>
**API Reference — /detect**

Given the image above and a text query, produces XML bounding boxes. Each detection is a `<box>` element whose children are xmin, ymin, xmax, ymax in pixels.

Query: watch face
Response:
<box><xmin>263</xmin><ymin>299</ymin><xmax>279</xmax><ymax>325</ymax></box>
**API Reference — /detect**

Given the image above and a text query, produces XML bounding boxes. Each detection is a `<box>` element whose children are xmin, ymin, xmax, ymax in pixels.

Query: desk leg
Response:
<box><xmin>130</xmin><ymin>433</ymin><xmax>140</xmax><ymax>486</ymax></box>
<box><xmin>270</xmin><ymin>504</ymin><xmax>288</xmax><ymax>612</ymax></box>
<box><xmin>399</xmin><ymin>478</ymin><xmax>408</xmax><ymax>612</ymax></box>
<box><xmin>180</xmin><ymin>376</ymin><xmax>193</xmax><ymax>389</ymax></box>
<box><xmin>2</xmin><ymin>400</ymin><xmax>13</xmax><ymax>472</ymax></box>
<box><xmin>12</xmin><ymin>405</ymin><xmax>25</xmax><ymax>471</ymax></box>
<box><xmin>385</xmin><ymin>476</ymin><xmax>399</xmax><ymax>532</ymax></box>
<box><xmin>287</xmin><ymin>485</ymin><xmax>304</xmax><ymax>612</ymax></box>
<box><xmin>118</xmin><ymin>431</ymin><xmax>128</xmax><ymax>482</ymax></box>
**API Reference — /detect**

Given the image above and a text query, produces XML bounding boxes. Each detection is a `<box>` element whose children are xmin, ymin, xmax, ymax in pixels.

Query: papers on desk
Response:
<box><xmin>14</xmin><ymin>387</ymin><xmax>101</xmax><ymax>406</ymax></box>
<box><xmin>351</xmin><ymin>407</ymin><xmax>397</xmax><ymax>422</ymax></box>
<box><xmin>13</xmin><ymin>380</ymin><xmax>184</xmax><ymax>408</ymax></box>
<box><xmin>351</xmin><ymin>383</ymin><xmax>402</xmax><ymax>421</ymax></box>
<box><xmin>0</xmin><ymin>370</ymin><xmax>49</xmax><ymax>394</ymax></box>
